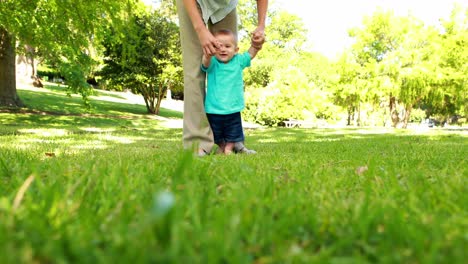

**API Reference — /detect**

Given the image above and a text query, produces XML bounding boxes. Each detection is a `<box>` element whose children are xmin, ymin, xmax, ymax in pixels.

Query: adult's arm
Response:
<box><xmin>256</xmin><ymin>0</ymin><xmax>268</xmax><ymax>31</ymax></box>
<box><xmin>182</xmin><ymin>0</ymin><xmax>219</xmax><ymax>55</ymax></box>
<box><xmin>252</xmin><ymin>0</ymin><xmax>268</xmax><ymax>48</ymax></box>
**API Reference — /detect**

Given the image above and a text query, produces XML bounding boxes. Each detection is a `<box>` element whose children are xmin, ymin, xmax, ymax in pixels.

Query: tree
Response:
<box><xmin>346</xmin><ymin>10</ymin><xmax>448</xmax><ymax>127</ymax></box>
<box><xmin>238</xmin><ymin>1</ymin><xmax>340</xmax><ymax>126</ymax></box>
<box><xmin>391</xmin><ymin>20</ymin><xmax>439</xmax><ymax>128</ymax></box>
<box><xmin>0</xmin><ymin>0</ymin><xmax>136</xmax><ymax>107</ymax></box>
<box><xmin>0</xmin><ymin>26</ymin><xmax>20</xmax><ymax>106</ymax></box>
<box><xmin>348</xmin><ymin>10</ymin><xmax>409</xmax><ymax>127</ymax></box>
<box><xmin>347</xmin><ymin>7</ymin><xmax>468</xmax><ymax>127</ymax></box>
<box><xmin>265</xmin><ymin>10</ymin><xmax>307</xmax><ymax>51</ymax></box>
<box><xmin>244</xmin><ymin>47</ymin><xmax>336</xmax><ymax>126</ymax></box>
<box><xmin>426</xmin><ymin>6</ymin><xmax>468</xmax><ymax>121</ymax></box>
<box><xmin>333</xmin><ymin>53</ymin><xmax>361</xmax><ymax>125</ymax></box>
<box><xmin>99</xmin><ymin>10</ymin><xmax>182</xmax><ymax>114</ymax></box>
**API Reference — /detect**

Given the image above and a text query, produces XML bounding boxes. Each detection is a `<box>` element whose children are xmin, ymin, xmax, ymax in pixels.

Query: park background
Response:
<box><xmin>1</xmin><ymin>0</ymin><xmax>467</xmax><ymax>128</ymax></box>
<box><xmin>1</xmin><ymin>0</ymin><xmax>467</xmax><ymax>263</ymax></box>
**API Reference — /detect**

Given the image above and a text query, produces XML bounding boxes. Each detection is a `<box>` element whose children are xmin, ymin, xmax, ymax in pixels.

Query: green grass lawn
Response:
<box><xmin>0</xmin><ymin>84</ymin><xmax>467</xmax><ymax>263</ymax></box>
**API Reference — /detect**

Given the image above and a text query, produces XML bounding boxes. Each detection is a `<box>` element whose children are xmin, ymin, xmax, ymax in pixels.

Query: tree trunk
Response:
<box><xmin>389</xmin><ymin>95</ymin><xmax>399</xmax><ymax>128</ymax></box>
<box><xmin>0</xmin><ymin>27</ymin><xmax>23</xmax><ymax>107</ymax></box>
<box><xmin>155</xmin><ymin>83</ymin><xmax>167</xmax><ymax>116</ymax></box>
<box><xmin>347</xmin><ymin>108</ymin><xmax>352</xmax><ymax>126</ymax></box>
<box><xmin>27</xmin><ymin>45</ymin><xmax>38</xmax><ymax>78</ymax></box>
<box><xmin>402</xmin><ymin>105</ymin><xmax>412</xmax><ymax>129</ymax></box>
<box><xmin>357</xmin><ymin>103</ymin><xmax>361</xmax><ymax>126</ymax></box>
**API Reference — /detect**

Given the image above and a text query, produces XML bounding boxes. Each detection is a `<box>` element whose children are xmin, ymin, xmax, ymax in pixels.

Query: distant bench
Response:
<box><xmin>284</xmin><ymin>119</ymin><xmax>315</xmax><ymax>128</ymax></box>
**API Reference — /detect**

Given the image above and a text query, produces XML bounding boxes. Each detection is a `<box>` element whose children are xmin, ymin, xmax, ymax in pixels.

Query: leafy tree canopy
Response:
<box><xmin>99</xmin><ymin>8</ymin><xmax>182</xmax><ymax>114</ymax></box>
<box><xmin>0</xmin><ymin>0</ymin><xmax>139</xmax><ymax>100</ymax></box>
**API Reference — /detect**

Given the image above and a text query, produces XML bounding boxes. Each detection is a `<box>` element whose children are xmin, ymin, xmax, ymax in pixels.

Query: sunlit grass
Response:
<box><xmin>0</xmin><ymin>85</ymin><xmax>467</xmax><ymax>263</ymax></box>
<box><xmin>15</xmin><ymin>83</ymin><xmax>183</xmax><ymax>119</ymax></box>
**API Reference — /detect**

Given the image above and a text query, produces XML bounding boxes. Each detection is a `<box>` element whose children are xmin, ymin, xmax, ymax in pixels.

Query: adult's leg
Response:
<box><xmin>176</xmin><ymin>0</ymin><xmax>213</xmax><ymax>153</ymax></box>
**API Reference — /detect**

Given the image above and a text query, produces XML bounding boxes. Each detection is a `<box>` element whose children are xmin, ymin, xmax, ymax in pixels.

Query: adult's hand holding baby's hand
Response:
<box><xmin>251</xmin><ymin>28</ymin><xmax>265</xmax><ymax>49</ymax></box>
<box><xmin>198</xmin><ymin>28</ymin><xmax>220</xmax><ymax>56</ymax></box>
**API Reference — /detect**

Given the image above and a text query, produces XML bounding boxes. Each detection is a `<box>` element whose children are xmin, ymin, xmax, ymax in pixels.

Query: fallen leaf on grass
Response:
<box><xmin>377</xmin><ymin>224</ymin><xmax>385</xmax><ymax>233</ymax></box>
<box><xmin>216</xmin><ymin>184</ymin><xmax>224</xmax><ymax>194</ymax></box>
<box><xmin>355</xmin><ymin>165</ymin><xmax>368</xmax><ymax>175</ymax></box>
<box><xmin>45</xmin><ymin>152</ymin><xmax>56</xmax><ymax>157</ymax></box>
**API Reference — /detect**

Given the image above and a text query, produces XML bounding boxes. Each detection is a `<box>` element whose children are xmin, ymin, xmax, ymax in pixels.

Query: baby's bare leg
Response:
<box><xmin>216</xmin><ymin>142</ymin><xmax>226</xmax><ymax>154</ymax></box>
<box><xmin>224</xmin><ymin>142</ymin><xmax>235</xmax><ymax>155</ymax></box>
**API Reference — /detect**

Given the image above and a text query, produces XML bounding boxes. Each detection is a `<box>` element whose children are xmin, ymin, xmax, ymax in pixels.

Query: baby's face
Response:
<box><xmin>214</xmin><ymin>34</ymin><xmax>238</xmax><ymax>63</ymax></box>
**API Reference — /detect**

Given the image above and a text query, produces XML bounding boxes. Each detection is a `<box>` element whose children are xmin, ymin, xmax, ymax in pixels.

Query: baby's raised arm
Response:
<box><xmin>202</xmin><ymin>53</ymin><xmax>212</xmax><ymax>68</ymax></box>
<box><xmin>248</xmin><ymin>32</ymin><xmax>265</xmax><ymax>59</ymax></box>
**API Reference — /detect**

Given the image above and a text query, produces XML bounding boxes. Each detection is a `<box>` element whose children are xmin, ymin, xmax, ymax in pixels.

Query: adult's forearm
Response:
<box><xmin>256</xmin><ymin>0</ymin><xmax>268</xmax><ymax>28</ymax></box>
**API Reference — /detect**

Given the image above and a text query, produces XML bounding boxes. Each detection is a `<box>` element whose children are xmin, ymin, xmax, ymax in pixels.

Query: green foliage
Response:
<box><xmin>99</xmin><ymin>9</ymin><xmax>182</xmax><ymax>114</ymax></box>
<box><xmin>36</xmin><ymin>65</ymin><xmax>61</xmax><ymax>81</ymax></box>
<box><xmin>349</xmin><ymin>10</ymin><xmax>408</xmax><ymax>64</ymax></box>
<box><xmin>333</xmin><ymin>53</ymin><xmax>362</xmax><ymax>125</ymax></box>
<box><xmin>237</xmin><ymin>0</ymin><xmax>271</xmax><ymax>36</ymax></box>
<box><xmin>244</xmin><ymin>57</ymin><xmax>338</xmax><ymax>126</ymax></box>
<box><xmin>240</xmin><ymin>3</ymin><xmax>337</xmax><ymax>126</ymax></box>
<box><xmin>409</xmin><ymin>108</ymin><xmax>426</xmax><ymax>123</ymax></box>
<box><xmin>0</xmin><ymin>0</ymin><xmax>139</xmax><ymax>101</ymax></box>
<box><xmin>266</xmin><ymin>11</ymin><xmax>307</xmax><ymax>50</ymax></box>
<box><xmin>341</xmin><ymin>6</ymin><xmax>468</xmax><ymax>127</ymax></box>
<box><xmin>3</xmin><ymin>0</ymin><xmax>466</xmax><ymax>127</ymax></box>
<box><xmin>1</xmin><ymin>86</ymin><xmax>467</xmax><ymax>262</ymax></box>
<box><xmin>426</xmin><ymin>6</ymin><xmax>468</xmax><ymax>119</ymax></box>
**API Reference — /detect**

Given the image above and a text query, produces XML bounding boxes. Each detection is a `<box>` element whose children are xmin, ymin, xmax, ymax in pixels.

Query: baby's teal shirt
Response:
<box><xmin>202</xmin><ymin>52</ymin><xmax>251</xmax><ymax>115</ymax></box>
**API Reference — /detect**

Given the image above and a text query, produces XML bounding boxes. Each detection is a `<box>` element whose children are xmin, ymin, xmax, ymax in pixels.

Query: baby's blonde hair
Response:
<box><xmin>214</xmin><ymin>29</ymin><xmax>238</xmax><ymax>44</ymax></box>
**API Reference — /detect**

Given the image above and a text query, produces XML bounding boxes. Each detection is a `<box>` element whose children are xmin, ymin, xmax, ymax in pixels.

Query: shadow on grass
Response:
<box><xmin>1</xmin><ymin>85</ymin><xmax>184</xmax><ymax>137</ymax></box>
<box><xmin>1</xmin><ymin>123</ymin><xmax>465</xmax><ymax>171</ymax></box>
<box><xmin>14</xmin><ymin>86</ymin><xmax>182</xmax><ymax>119</ymax></box>
<box><xmin>245</xmin><ymin>127</ymin><xmax>468</xmax><ymax>149</ymax></box>
<box><xmin>43</xmin><ymin>84</ymin><xmax>127</xmax><ymax>100</ymax></box>
<box><xmin>0</xmin><ymin>114</ymin><xmax>184</xmax><ymax>140</ymax></box>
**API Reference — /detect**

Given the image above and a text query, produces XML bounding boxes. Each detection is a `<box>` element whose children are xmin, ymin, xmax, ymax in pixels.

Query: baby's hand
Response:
<box><xmin>251</xmin><ymin>31</ymin><xmax>265</xmax><ymax>49</ymax></box>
